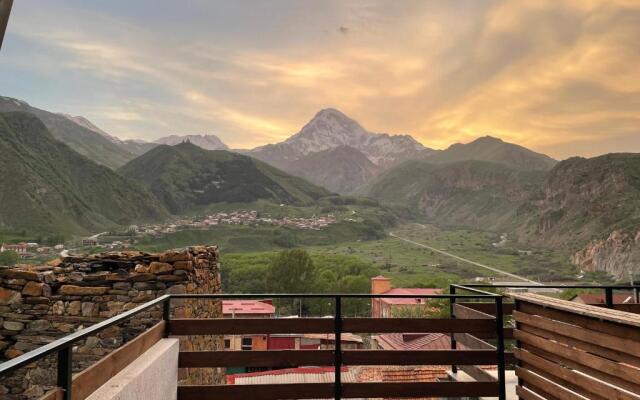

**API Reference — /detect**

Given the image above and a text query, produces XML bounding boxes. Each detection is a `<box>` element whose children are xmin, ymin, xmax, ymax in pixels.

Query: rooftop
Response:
<box><xmin>222</xmin><ymin>299</ymin><xmax>275</xmax><ymax>315</ymax></box>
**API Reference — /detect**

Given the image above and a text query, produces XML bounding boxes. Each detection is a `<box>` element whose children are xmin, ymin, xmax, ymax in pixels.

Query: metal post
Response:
<box><xmin>57</xmin><ymin>347</ymin><xmax>73</xmax><ymax>400</ymax></box>
<box><xmin>449</xmin><ymin>285</ymin><xmax>457</xmax><ymax>374</ymax></box>
<box><xmin>495</xmin><ymin>296</ymin><xmax>506</xmax><ymax>400</ymax></box>
<box><xmin>605</xmin><ymin>287</ymin><xmax>614</xmax><ymax>309</ymax></box>
<box><xmin>334</xmin><ymin>296</ymin><xmax>342</xmax><ymax>400</ymax></box>
<box><xmin>163</xmin><ymin>297</ymin><xmax>171</xmax><ymax>337</ymax></box>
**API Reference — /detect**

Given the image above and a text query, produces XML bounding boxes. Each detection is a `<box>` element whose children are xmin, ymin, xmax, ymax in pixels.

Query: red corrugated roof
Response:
<box><xmin>373</xmin><ymin>332</ymin><xmax>460</xmax><ymax>351</ymax></box>
<box><xmin>222</xmin><ymin>300</ymin><xmax>275</xmax><ymax>315</ymax></box>
<box><xmin>379</xmin><ymin>288</ymin><xmax>442</xmax><ymax>305</ymax></box>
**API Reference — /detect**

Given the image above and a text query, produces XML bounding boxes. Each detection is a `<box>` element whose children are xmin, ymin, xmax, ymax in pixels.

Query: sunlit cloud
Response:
<box><xmin>0</xmin><ymin>0</ymin><xmax>638</xmax><ymax>158</ymax></box>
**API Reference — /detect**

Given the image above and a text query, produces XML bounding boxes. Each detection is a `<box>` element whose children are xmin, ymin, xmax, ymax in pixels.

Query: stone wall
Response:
<box><xmin>0</xmin><ymin>245</ymin><xmax>222</xmax><ymax>399</ymax></box>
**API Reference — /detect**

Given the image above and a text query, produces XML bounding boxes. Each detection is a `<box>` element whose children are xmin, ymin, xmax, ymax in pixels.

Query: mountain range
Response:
<box><xmin>119</xmin><ymin>142</ymin><xmax>329</xmax><ymax>214</ymax></box>
<box><xmin>2</xmin><ymin>94</ymin><xmax>638</xmax><ymax>279</ymax></box>
<box><xmin>0</xmin><ymin>112</ymin><xmax>167</xmax><ymax>236</ymax></box>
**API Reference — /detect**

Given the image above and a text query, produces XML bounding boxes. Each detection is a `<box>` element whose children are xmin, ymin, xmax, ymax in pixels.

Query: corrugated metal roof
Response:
<box><xmin>223</xmin><ymin>300</ymin><xmax>275</xmax><ymax>315</ymax></box>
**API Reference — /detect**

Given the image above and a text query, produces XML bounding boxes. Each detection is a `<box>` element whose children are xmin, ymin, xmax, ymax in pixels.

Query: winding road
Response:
<box><xmin>389</xmin><ymin>225</ymin><xmax>542</xmax><ymax>285</ymax></box>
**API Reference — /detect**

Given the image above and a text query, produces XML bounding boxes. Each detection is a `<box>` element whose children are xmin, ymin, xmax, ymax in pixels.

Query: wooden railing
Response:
<box><xmin>512</xmin><ymin>293</ymin><xmax>640</xmax><ymax>400</ymax></box>
<box><xmin>170</xmin><ymin>293</ymin><xmax>507</xmax><ymax>400</ymax></box>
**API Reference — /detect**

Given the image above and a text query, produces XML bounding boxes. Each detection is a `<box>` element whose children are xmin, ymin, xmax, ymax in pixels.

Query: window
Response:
<box><xmin>241</xmin><ymin>337</ymin><xmax>253</xmax><ymax>351</ymax></box>
<box><xmin>224</xmin><ymin>339</ymin><xmax>231</xmax><ymax>349</ymax></box>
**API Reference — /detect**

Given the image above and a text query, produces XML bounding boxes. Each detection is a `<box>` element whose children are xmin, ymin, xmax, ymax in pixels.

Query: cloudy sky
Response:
<box><xmin>1</xmin><ymin>0</ymin><xmax>639</xmax><ymax>158</ymax></box>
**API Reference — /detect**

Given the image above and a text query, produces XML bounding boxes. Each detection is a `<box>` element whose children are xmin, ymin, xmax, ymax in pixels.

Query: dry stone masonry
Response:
<box><xmin>0</xmin><ymin>245</ymin><xmax>223</xmax><ymax>399</ymax></box>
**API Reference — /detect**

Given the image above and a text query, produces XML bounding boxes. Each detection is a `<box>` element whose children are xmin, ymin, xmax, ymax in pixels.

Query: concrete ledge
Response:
<box><xmin>87</xmin><ymin>338</ymin><xmax>178</xmax><ymax>400</ymax></box>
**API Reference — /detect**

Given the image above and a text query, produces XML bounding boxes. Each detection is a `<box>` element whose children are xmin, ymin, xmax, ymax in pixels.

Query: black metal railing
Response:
<box><xmin>0</xmin><ymin>291</ymin><xmax>506</xmax><ymax>400</ymax></box>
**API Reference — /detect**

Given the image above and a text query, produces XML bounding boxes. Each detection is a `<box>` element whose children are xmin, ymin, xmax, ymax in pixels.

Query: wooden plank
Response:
<box><xmin>342</xmin><ymin>349</ymin><xmax>497</xmax><ymax>365</ymax></box>
<box><xmin>511</xmin><ymin>293</ymin><xmax>640</xmax><ymax>327</ymax></box>
<box><xmin>38</xmin><ymin>389</ymin><xmax>63</xmax><ymax>400</ymax></box>
<box><xmin>515</xmin><ymin>367</ymin><xmax>586</xmax><ymax>400</ymax></box>
<box><xmin>170</xmin><ymin>318</ymin><xmax>334</xmax><ymax>335</ymax></box>
<box><xmin>519</xmin><ymin>319</ymin><xmax>640</xmax><ymax>368</ymax></box>
<box><xmin>521</xmin><ymin>342</ymin><xmax>640</xmax><ymax>396</ymax></box>
<box><xmin>179</xmin><ymin>350</ymin><xmax>334</xmax><ymax>368</ymax></box>
<box><xmin>454</xmin><ymin>332</ymin><xmax>494</xmax><ymax>349</ymax></box>
<box><xmin>178</xmin><ymin>383</ymin><xmax>333</xmax><ymax>400</ymax></box>
<box><xmin>514</xmin><ymin>310</ymin><xmax>640</xmax><ymax>359</ymax></box>
<box><xmin>517</xmin><ymin>384</ymin><xmax>560</xmax><ymax>400</ymax></box>
<box><xmin>459</xmin><ymin>365</ymin><xmax>497</xmax><ymax>382</ymax></box>
<box><xmin>178</xmin><ymin>382</ymin><xmax>499</xmax><ymax>399</ymax></box>
<box><xmin>341</xmin><ymin>381</ymin><xmax>499</xmax><ymax>398</ymax></box>
<box><xmin>71</xmin><ymin>321</ymin><xmax>165</xmax><ymax>400</ymax></box>
<box><xmin>453</xmin><ymin>303</ymin><xmax>495</xmax><ymax>319</ymax></box>
<box><xmin>515</xmin><ymin>348</ymin><xmax>640</xmax><ymax>400</ymax></box>
<box><xmin>519</xmin><ymin>301</ymin><xmax>640</xmax><ymax>342</ymax></box>
<box><xmin>612</xmin><ymin>303</ymin><xmax>640</xmax><ymax>314</ymax></box>
<box><xmin>458</xmin><ymin>302</ymin><xmax>515</xmax><ymax>315</ymax></box>
<box><xmin>514</xmin><ymin>329</ymin><xmax>640</xmax><ymax>386</ymax></box>
<box><xmin>342</xmin><ymin>318</ymin><xmax>496</xmax><ymax>333</ymax></box>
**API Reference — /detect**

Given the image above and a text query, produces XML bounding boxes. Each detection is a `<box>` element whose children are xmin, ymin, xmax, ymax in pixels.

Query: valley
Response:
<box><xmin>0</xmin><ymin>97</ymin><xmax>638</xmax><ymax>287</ymax></box>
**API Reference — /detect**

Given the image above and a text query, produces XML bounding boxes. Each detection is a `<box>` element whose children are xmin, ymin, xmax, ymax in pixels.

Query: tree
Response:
<box><xmin>267</xmin><ymin>249</ymin><xmax>316</xmax><ymax>293</ymax></box>
<box><xmin>267</xmin><ymin>249</ymin><xmax>317</xmax><ymax>315</ymax></box>
<box><xmin>0</xmin><ymin>250</ymin><xmax>19</xmax><ymax>266</ymax></box>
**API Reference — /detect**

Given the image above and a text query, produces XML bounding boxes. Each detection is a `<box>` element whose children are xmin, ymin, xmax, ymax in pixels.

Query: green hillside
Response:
<box><xmin>0</xmin><ymin>96</ymin><xmax>135</xmax><ymax>169</ymax></box>
<box><xmin>426</xmin><ymin>136</ymin><xmax>557</xmax><ymax>171</ymax></box>
<box><xmin>361</xmin><ymin>159</ymin><xmax>544</xmax><ymax>229</ymax></box>
<box><xmin>119</xmin><ymin>142</ymin><xmax>331</xmax><ymax>214</ymax></box>
<box><xmin>0</xmin><ymin>112</ymin><xmax>168</xmax><ymax>236</ymax></box>
<box><xmin>515</xmin><ymin>153</ymin><xmax>640</xmax><ymax>248</ymax></box>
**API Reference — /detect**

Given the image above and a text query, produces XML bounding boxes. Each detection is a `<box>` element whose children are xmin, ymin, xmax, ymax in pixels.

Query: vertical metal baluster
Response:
<box><xmin>496</xmin><ymin>296</ymin><xmax>506</xmax><ymax>400</ymax></box>
<box><xmin>57</xmin><ymin>347</ymin><xmax>73</xmax><ymax>400</ymax></box>
<box><xmin>449</xmin><ymin>285</ymin><xmax>457</xmax><ymax>374</ymax></box>
<box><xmin>163</xmin><ymin>296</ymin><xmax>171</xmax><ymax>337</ymax></box>
<box><xmin>605</xmin><ymin>287</ymin><xmax>614</xmax><ymax>309</ymax></box>
<box><xmin>334</xmin><ymin>296</ymin><xmax>342</xmax><ymax>400</ymax></box>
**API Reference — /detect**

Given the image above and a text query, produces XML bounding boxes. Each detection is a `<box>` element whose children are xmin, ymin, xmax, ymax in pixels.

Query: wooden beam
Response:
<box><xmin>178</xmin><ymin>383</ymin><xmax>334</xmax><ymax>400</ymax></box>
<box><xmin>37</xmin><ymin>389</ymin><xmax>63</xmax><ymax>400</ymax></box>
<box><xmin>520</xmin><ymin>342</ymin><xmax>640</xmax><ymax>394</ymax></box>
<box><xmin>341</xmin><ymin>381</ymin><xmax>499</xmax><ymax>398</ymax></box>
<box><xmin>458</xmin><ymin>365</ymin><xmax>497</xmax><ymax>382</ymax></box>
<box><xmin>453</xmin><ymin>303</ymin><xmax>495</xmax><ymax>319</ymax></box>
<box><xmin>515</xmin><ymin>367</ymin><xmax>585</xmax><ymax>400</ymax></box>
<box><xmin>457</xmin><ymin>302</ymin><xmax>515</xmax><ymax>315</ymax></box>
<box><xmin>179</xmin><ymin>350</ymin><xmax>334</xmax><ymax>368</ymax></box>
<box><xmin>178</xmin><ymin>382</ymin><xmax>500</xmax><ymax>399</ymax></box>
<box><xmin>516</xmin><ymin>385</ymin><xmax>560</xmax><ymax>400</ymax></box>
<box><xmin>342</xmin><ymin>349</ymin><xmax>498</xmax><ymax>365</ymax></box>
<box><xmin>519</xmin><ymin>318</ymin><xmax>640</xmax><ymax>368</ymax></box>
<box><xmin>514</xmin><ymin>329</ymin><xmax>640</xmax><ymax>387</ymax></box>
<box><xmin>342</xmin><ymin>318</ymin><xmax>496</xmax><ymax>333</ymax></box>
<box><xmin>71</xmin><ymin>321</ymin><xmax>165</xmax><ymax>400</ymax></box>
<box><xmin>514</xmin><ymin>310</ymin><xmax>640</xmax><ymax>359</ymax></box>
<box><xmin>170</xmin><ymin>318</ymin><xmax>334</xmax><ymax>335</ymax></box>
<box><xmin>516</xmin><ymin>348</ymin><xmax>640</xmax><ymax>400</ymax></box>
<box><xmin>0</xmin><ymin>0</ymin><xmax>12</xmax><ymax>51</ymax></box>
<box><xmin>519</xmin><ymin>301</ymin><xmax>640</xmax><ymax>342</ymax></box>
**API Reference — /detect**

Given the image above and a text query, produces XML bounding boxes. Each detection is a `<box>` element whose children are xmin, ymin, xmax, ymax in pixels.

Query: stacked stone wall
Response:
<box><xmin>0</xmin><ymin>245</ymin><xmax>222</xmax><ymax>399</ymax></box>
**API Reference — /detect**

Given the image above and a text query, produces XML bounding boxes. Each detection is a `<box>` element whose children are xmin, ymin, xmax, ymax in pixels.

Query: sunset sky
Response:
<box><xmin>1</xmin><ymin>0</ymin><xmax>639</xmax><ymax>159</ymax></box>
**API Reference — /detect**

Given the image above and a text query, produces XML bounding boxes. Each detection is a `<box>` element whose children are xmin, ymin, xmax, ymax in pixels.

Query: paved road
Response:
<box><xmin>389</xmin><ymin>228</ymin><xmax>542</xmax><ymax>285</ymax></box>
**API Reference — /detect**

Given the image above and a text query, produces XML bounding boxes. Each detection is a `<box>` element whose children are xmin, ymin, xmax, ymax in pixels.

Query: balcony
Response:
<box><xmin>1</xmin><ymin>285</ymin><xmax>639</xmax><ymax>400</ymax></box>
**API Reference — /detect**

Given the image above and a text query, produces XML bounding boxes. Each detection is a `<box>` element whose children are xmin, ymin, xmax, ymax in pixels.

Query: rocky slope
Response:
<box><xmin>249</xmin><ymin>108</ymin><xmax>431</xmax><ymax>170</ymax></box>
<box><xmin>288</xmin><ymin>146</ymin><xmax>382</xmax><ymax>194</ymax></box>
<box><xmin>514</xmin><ymin>153</ymin><xmax>640</xmax><ymax>278</ymax></box>
<box><xmin>0</xmin><ymin>112</ymin><xmax>168</xmax><ymax>236</ymax></box>
<box><xmin>119</xmin><ymin>142</ymin><xmax>330</xmax><ymax>214</ymax></box>
<box><xmin>0</xmin><ymin>96</ymin><xmax>135</xmax><ymax>169</ymax></box>
<box><xmin>361</xmin><ymin>159</ymin><xmax>544</xmax><ymax>229</ymax></box>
